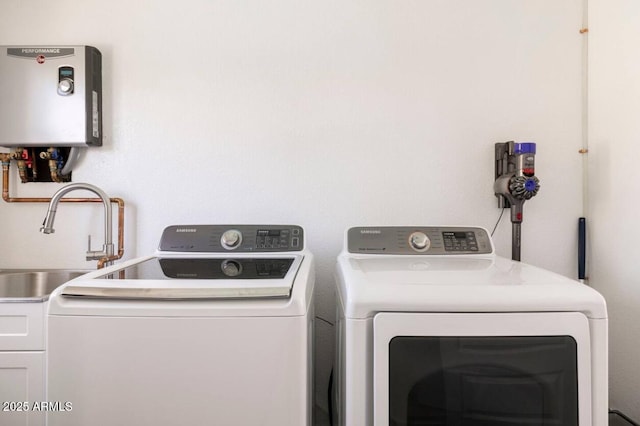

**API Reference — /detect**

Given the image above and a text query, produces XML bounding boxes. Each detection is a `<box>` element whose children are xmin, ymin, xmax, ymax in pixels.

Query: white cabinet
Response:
<box><xmin>0</xmin><ymin>352</ymin><xmax>45</xmax><ymax>426</ymax></box>
<box><xmin>0</xmin><ymin>302</ymin><xmax>46</xmax><ymax>426</ymax></box>
<box><xmin>0</xmin><ymin>302</ymin><xmax>45</xmax><ymax>351</ymax></box>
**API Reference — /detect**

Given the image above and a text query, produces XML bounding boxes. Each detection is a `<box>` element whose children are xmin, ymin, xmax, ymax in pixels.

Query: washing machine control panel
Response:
<box><xmin>348</xmin><ymin>226</ymin><xmax>493</xmax><ymax>255</ymax></box>
<box><xmin>159</xmin><ymin>225</ymin><xmax>304</xmax><ymax>252</ymax></box>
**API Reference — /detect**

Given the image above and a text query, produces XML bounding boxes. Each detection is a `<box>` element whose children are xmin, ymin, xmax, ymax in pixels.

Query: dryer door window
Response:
<box><xmin>373</xmin><ymin>312</ymin><xmax>593</xmax><ymax>426</ymax></box>
<box><xmin>388</xmin><ymin>335</ymin><xmax>577</xmax><ymax>425</ymax></box>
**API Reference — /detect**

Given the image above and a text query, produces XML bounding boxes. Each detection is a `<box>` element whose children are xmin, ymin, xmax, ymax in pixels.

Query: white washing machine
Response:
<box><xmin>47</xmin><ymin>224</ymin><xmax>314</xmax><ymax>426</ymax></box>
<box><xmin>335</xmin><ymin>226</ymin><xmax>608</xmax><ymax>426</ymax></box>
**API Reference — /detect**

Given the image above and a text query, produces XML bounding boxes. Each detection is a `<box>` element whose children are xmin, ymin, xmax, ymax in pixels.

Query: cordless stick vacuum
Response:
<box><xmin>493</xmin><ymin>141</ymin><xmax>540</xmax><ymax>261</ymax></box>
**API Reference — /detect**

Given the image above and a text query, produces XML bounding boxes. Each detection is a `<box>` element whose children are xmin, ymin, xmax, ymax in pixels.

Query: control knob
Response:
<box><xmin>57</xmin><ymin>78</ymin><xmax>74</xmax><ymax>96</ymax></box>
<box><xmin>409</xmin><ymin>231</ymin><xmax>431</xmax><ymax>252</ymax></box>
<box><xmin>221</xmin><ymin>229</ymin><xmax>242</xmax><ymax>250</ymax></box>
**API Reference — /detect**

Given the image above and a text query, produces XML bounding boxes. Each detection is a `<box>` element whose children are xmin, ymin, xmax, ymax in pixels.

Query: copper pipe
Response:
<box><xmin>1</xmin><ymin>157</ymin><xmax>125</xmax><ymax>269</ymax></box>
<box><xmin>1</xmin><ymin>155</ymin><xmax>10</xmax><ymax>202</ymax></box>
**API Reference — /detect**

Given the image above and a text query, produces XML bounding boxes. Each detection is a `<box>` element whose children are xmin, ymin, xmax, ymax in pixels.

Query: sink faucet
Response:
<box><xmin>40</xmin><ymin>183</ymin><xmax>115</xmax><ymax>267</ymax></box>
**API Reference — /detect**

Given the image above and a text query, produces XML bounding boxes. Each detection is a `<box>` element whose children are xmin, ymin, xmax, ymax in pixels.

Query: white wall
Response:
<box><xmin>0</xmin><ymin>0</ymin><xmax>585</xmax><ymax>411</ymax></box>
<box><xmin>589</xmin><ymin>0</ymin><xmax>640</xmax><ymax>419</ymax></box>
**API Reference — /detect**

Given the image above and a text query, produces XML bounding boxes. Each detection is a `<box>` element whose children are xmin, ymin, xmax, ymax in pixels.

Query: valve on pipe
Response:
<box><xmin>493</xmin><ymin>141</ymin><xmax>540</xmax><ymax>261</ymax></box>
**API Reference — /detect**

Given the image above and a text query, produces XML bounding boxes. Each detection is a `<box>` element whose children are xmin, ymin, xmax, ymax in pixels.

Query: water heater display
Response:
<box><xmin>57</xmin><ymin>66</ymin><xmax>74</xmax><ymax>96</ymax></box>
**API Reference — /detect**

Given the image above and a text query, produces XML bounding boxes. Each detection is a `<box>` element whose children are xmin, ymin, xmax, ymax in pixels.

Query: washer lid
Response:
<box><xmin>48</xmin><ymin>251</ymin><xmax>315</xmax><ymax>317</ymax></box>
<box><xmin>92</xmin><ymin>257</ymin><xmax>295</xmax><ymax>281</ymax></box>
<box><xmin>60</xmin><ymin>255</ymin><xmax>302</xmax><ymax>301</ymax></box>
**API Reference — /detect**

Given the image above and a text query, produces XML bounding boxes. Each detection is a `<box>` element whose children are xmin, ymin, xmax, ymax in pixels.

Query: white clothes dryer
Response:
<box><xmin>47</xmin><ymin>224</ymin><xmax>314</xmax><ymax>426</ymax></box>
<box><xmin>335</xmin><ymin>226</ymin><xmax>607</xmax><ymax>426</ymax></box>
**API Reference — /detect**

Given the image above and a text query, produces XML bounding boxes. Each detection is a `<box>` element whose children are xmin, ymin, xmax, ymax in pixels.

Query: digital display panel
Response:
<box><xmin>442</xmin><ymin>232</ymin><xmax>467</xmax><ymax>239</ymax></box>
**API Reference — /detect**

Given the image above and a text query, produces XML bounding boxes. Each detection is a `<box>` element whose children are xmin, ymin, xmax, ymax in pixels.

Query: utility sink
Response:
<box><xmin>0</xmin><ymin>269</ymin><xmax>90</xmax><ymax>301</ymax></box>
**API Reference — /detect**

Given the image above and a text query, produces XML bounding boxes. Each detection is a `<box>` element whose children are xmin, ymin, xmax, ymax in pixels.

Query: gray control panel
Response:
<box><xmin>159</xmin><ymin>225</ymin><xmax>304</xmax><ymax>252</ymax></box>
<box><xmin>347</xmin><ymin>226</ymin><xmax>492</xmax><ymax>255</ymax></box>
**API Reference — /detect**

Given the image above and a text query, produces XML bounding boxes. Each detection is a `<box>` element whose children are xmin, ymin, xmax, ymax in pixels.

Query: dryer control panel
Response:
<box><xmin>347</xmin><ymin>226</ymin><xmax>493</xmax><ymax>255</ymax></box>
<box><xmin>159</xmin><ymin>225</ymin><xmax>304</xmax><ymax>252</ymax></box>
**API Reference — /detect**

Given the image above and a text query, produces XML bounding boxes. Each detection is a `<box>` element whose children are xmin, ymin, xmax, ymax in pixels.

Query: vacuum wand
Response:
<box><xmin>512</xmin><ymin>222</ymin><xmax>521</xmax><ymax>261</ymax></box>
<box><xmin>493</xmin><ymin>142</ymin><xmax>540</xmax><ymax>261</ymax></box>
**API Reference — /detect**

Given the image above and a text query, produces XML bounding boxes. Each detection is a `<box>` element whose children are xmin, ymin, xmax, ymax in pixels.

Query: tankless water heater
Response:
<box><xmin>0</xmin><ymin>46</ymin><xmax>102</xmax><ymax>147</ymax></box>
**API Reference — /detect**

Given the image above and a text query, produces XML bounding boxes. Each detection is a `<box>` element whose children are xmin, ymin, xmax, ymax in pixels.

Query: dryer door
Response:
<box><xmin>373</xmin><ymin>312</ymin><xmax>592</xmax><ymax>426</ymax></box>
